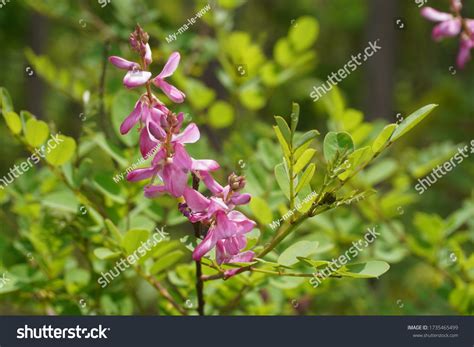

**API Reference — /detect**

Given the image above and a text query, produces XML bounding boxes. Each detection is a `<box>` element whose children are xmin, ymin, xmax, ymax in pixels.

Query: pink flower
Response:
<box><xmin>191</xmin><ymin>209</ymin><xmax>255</xmax><ymax>262</ymax></box>
<box><xmin>421</xmin><ymin>7</ymin><xmax>462</xmax><ymax>41</ymax></box>
<box><xmin>182</xmin><ymin>185</ymin><xmax>256</xmax><ymax>264</ymax></box>
<box><xmin>127</xmin><ymin>124</ymin><xmax>219</xmax><ymax>197</ymax></box>
<box><xmin>457</xmin><ymin>32</ymin><xmax>474</xmax><ymax>68</ymax></box>
<box><xmin>109</xmin><ymin>56</ymin><xmax>152</xmax><ymax>88</ymax></box>
<box><xmin>152</xmin><ymin>52</ymin><xmax>186</xmax><ymax>103</ymax></box>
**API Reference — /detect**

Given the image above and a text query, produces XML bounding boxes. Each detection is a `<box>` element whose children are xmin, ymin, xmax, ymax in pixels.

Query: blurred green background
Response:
<box><xmin>0</xmin><ymin>0</ymin><xmax>473</xmax><ymax>315</ymax></box>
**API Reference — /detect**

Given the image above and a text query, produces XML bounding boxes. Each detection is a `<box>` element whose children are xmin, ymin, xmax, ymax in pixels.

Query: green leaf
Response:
<box><xmin>274</xmin><ymin>38</ymin><xmax>294</xmax><ymax>67</ymax></box>
<box><xmin>74</xmin><ymin>158</ymin><xmax>93</xmax><ymax>188</ymax></box>
<box><xmin>362</xmin><ymin>158</ymin><xmax>398</xmax><ymax>186</ymax></box>
<box><xmin>2</xmin><ymin>111</ymin><xmax>22</xmax><ymax>135</ymax></box>
<box><xmin>65</xmin><ymin>268</ymin><xmax>90</xmax><ymax>293</ymax></box>
<box><xmin>94</xmin><ymin>247</ymin><xmax>121</xmax><ymax>260</ymax></box>
<box><xmin>105</xmin><ymin>219</ymin><xmax>123</xmax><ymax>242</ymax></box>
<box><xmin>239</xmin><ymin>85</ymin><xmax>266</xmax><ymax>110</ymax></box>
<box><xmin>337</xmin><ymin>260</ymin><xmax>390</xmax><ymax>278</ymax></box>
<box><xmin>295</xmin><ymin>183</ymin><xmax>316</xmax><ymax>213</ymax></box>
<box><xmin>111</xmin><ymin>90</ymin><xmax>140</xmax><ymax>146</ymax></box>
<box><xmin>337</xmin><ymin>146</ymin><xmax>373</xmax><ymax>181</ymax></box>
<box><xmin>45</xmin><ymin>135</ymin><xmax>76</xmax><ymax>166</ymax></box>
<box><xmin>92</xmin><ymin>133</ymin><xmax>128</xmax><ymax>167</ymax></box>
<box><xmin>273</xmin><ymin>126</ymin><xmax>291</xmax><ymax>158</ymax></box>
<box><xmin>390</xmin><ymin>104</ymin><xmax>438</xmax><ymax>142</ymax></box>
<box><xmin>323</xmin><ymin>131</ymin><xmax>354</xmax><ymax>163</ymax></box>
<box><xmin>294</xmin><ymin>129</ymin><xmax>320</xmax><ymax>149</ymax></box>
<box><xmin>293</xmin><ymin>148</ymin><xmax>316</xmax><ymax>174</ymax></box>
<box><xmin>93</xmin><ymin>173</ymin><xmax>125</xmax><ymax>204</ymax></box>
<box><xmin>121</xmin><ymin>229</ymin><xmax>150</xmax><ymax>255</ymax></box>
<box><xmin>208</xmin><ymin>100</ymin><xmax>235</xmax><ymax>128</ymax></box>
<box><xmin>274</xmin><ymin>163</ymin><xmax>290</xmax><ymax>199</ymax></box>
<box><xmin>25</xmin><ymin>118</ymin><xmax>49</xmax><ymax>147</ymax></box>
<box><xmin>274</xmin><ymin>116</ymin><xmax>291</xmax><ymax>145</ymax></box>
<box><xmin>289</xmin><ymin>16</ymin><xmax>319</xmax><ymax>52</ymax></box>
<box><xmin>341</xmin><ymin>108</ymin><xmax>363</xmax><ymax>131</ymax></box>
<box><xmin>372</xmin><ymin>123</ymin><xmax>397</xmax><ymax>153</ymax></box>
<box><xmin>0</xmin><ymin>87</ymin><xmax>13</xmax><ymax>114</ymax></box>
<box><xmin>295</xmin><ymin>163</ymin><xmax>315</xmax><ymax>193</ymax></box>
<box><xmin>185</xmin><ymin>78</ymin><xmax>216</xmax><ymax>111</ymax></box>
<box><xmin>278</xmin><ymin>240</ymin><xmax>319</xmax><ymax>267</ymax></box>
<box><xmin>42</xmin><ymin>190</ymin><xmax>79</xmax><ymax>213</ymax></box>
<box><xmin>150</xmin><ymin>250</ymin><xmax>184</xmax><ymax>275</ymax></box>
<box><xmin>297</xmin><ymin>257</ymin><xmax>330</xmax><ymax>268</ymax></box>
<box><xmin>290</xmin><ymin>102</ymin><xmax>300</xmax><ymax>133</ymax></box>
<box><xmin>249</xmin><ymin>196</ymin><xmax>273</xmax><ymax>225</ymax></box>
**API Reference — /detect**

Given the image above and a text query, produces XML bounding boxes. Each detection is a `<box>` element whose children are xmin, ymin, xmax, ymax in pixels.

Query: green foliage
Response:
<box><xmin>0</xmin><ymin>1</ymin><xmax>471</xmax><ymax>316</ymax></box>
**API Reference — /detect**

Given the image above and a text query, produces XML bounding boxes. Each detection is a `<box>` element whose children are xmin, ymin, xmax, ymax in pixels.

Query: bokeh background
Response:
<box><xmin>0</xmin><ymin>0</ymin><xmax>473</xmax><ymax>315</ymax></box>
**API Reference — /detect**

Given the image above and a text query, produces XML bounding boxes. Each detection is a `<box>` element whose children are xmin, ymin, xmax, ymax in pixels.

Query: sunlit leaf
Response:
<box><xmin>45</xmin><ymin>135</ymin><xmax>76</xmax><ymax>166</ymax></box>
<box><xmin>25</xmin><ymin>118</ymin><xmax>49</xmax><ymax>147</ymax></box>
<box><xmin>278</xmin><ymin>241</ymin><xmax>319</xmax><ymax>267</ymax></box>
<box><xmin>249</xmin><ymin>196</ymin><xmax>273</xmax><ymax>225</ymax></box>
<box><xmin>390</xmin><ymin>104</ymin><xmax>438</xmax><ymax>142</ymax></box>
<box><xmin>372</xmin><ymin>124</ymin><xmax>397</xmax><ymax>153</ymax></box>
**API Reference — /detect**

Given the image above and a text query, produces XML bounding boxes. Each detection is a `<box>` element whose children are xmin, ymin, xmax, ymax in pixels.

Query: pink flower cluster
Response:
<box><xmin>109</xmin><ymin>26</ymin><xmax>256</xmax><ymax>266</ymax></box>
<box><xmin>421</xmin><ymin>0</ymin><xmax>474</xmax><ymax>68</ymax></box>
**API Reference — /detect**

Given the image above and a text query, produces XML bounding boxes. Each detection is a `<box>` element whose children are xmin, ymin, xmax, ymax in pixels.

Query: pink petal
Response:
<box><xmin>466</xmin><ymin>19</ymin><xmax>474</xmax><ymax>33</ymax></box>
<box><xmin>226</xmin><ymin>250</ymin><xmax>255</xmax><ymax>264</ymax></box>
<box><xmin>152</xmin><ymin>147</ymin><xmax>167</xmax><ymax>166</ymax></box>
<box><xmin>457</xmin><ymin>36</ymin><xmax>473</xmax><ymax>69</ymax></box>
<box><xmin>216</xmin><ymin>241</ymin><xmax>227</xmax><ymax>264</ymax></box>
<box><xmin>191</xmin><ymin>160</ymin><xmax>220</xmax><ymax>172</ymax></box>
<box><xmin>231</xmin><ymin>193</ymin><xmax>251</xmax><ymax>206</ymax></box>
<box><xmin>193</xmin><ymin>226</ymin><xmax>218</xmax><ymax>261</ymax></box>
<box><xmin>153</xmin><ymin>79</ymin><xmax>186</xmax><ymax>103</ymax></box>
<box><xmin>432</xmin><ymin>19</ymin><xmax>462</xmax><ymax>41</ymax></box>
<box><xmin>120</xmin><ymin>100</ymin><xmax>142</xmax><ymax>134</ymax></box>
<box><xmin>109</xmin><ymin>56</ymin><xmax>140</xmax><ymax>70</ymax></box>
<box><xmin>451</xmin><ymin>0</ymin><xmax>462</xmax><ymax>12</ymax></box>
<box><xmin>199</xmin><ymin>171</ymin><xmax>223</xmax><ymax>194</ymax></box>
<box><xmin>144</xmin><ymin>43</ymin><xmax>152</xmax><ymax>66</ymax></box>
<box><xmin>208</xmin><ymin>198</ymin><xmax>229</xmax><ymax>215</ymax></box>
<box><xmin>147</xmin><ymin>118</ymin><xmax>166</xmax><ymax>142</ymax></box>
<box><xmin>420</xmin><ymin>7</ymin><xmax>453</xmax><ymax>22</ymax></box>
<box><xmin>174</xmin><ymin>112</ymin><xmax>184</xmax><ymax>130</ymax></box>
<box><xmin>172</xmin><ymin>123</ymin><xmax>200</xmax><ymax>144</ymax></box>
<box><xmin>144</xmin><ymin>185</ymin><xmax>167</xmax><ymax>198</ymax></box>
<box><xmin>228</xmin><ymin>210</ymin><xmax>256</xmax><ymax>234</ymax></box>
<box><xmin>183</xmin><ymin>187</ymin><xmax>210</xmax><ymax>211</ymax></box>
<box><xmin>215</xmin><ymin>211</ymin><xmax>237</xmax><ymax>239</ymax></box>
<box><xmin>139</xmin><ymin>127</ymin><xmax>158</xmax><ymax>158</ymax></box>
<box><xmin>158</xmin><ymin>52</ymin><xmax>181</xmax><ymax>78</ymax></box>
<box><xmin>162</xmin><ymin>165</ymin><xmax>188</xmax><ymax>197</ymax></box>
<box><xmin>123</xmin><ymin>70</ymin><xmax>152</xmax><ymax>88</ymax></box>
<box><xmin>127</xmin><ymin>166</ymin><xmax>157</xmax><ymax>182</ymax></box>
<box><xmin>173</xmin><ymin>143</ymin><xmax>193</xmax><ymax>170</ymax></box>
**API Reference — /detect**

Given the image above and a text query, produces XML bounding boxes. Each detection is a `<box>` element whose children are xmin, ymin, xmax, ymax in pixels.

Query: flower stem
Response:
<box><xmin>192</xmin><ymin>173</ymin><xmax>205</xmax><ymax>315</ymax></box>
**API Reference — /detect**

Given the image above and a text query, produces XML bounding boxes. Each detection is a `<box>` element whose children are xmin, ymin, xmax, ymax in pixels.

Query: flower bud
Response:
<box><xmin>228</xmin><ymin>173</ymin><xmax>246</xmax><ymax>191</ymax></box>
<box><xmin>450</xmin><ymin>0</ymin><xmax>462</xmax><ymax>12</ymax></box>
